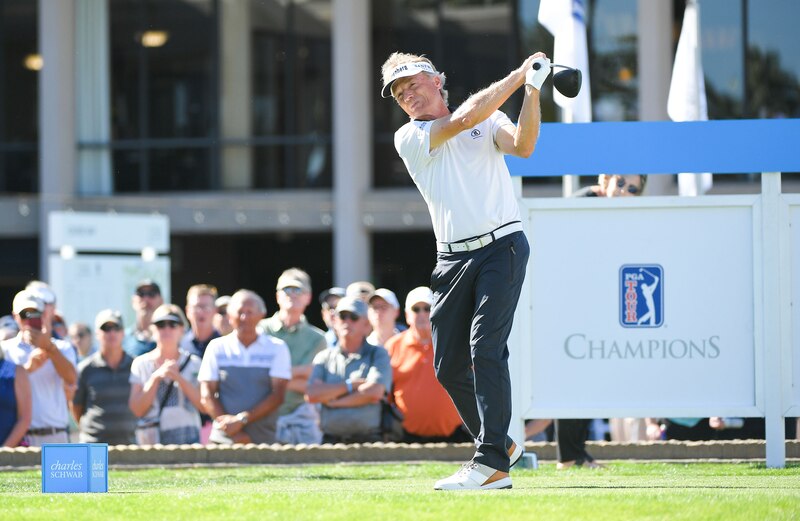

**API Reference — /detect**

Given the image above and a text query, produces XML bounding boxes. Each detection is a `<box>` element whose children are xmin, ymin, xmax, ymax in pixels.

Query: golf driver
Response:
<box><xmin>532</xmin><ymin>61</ymin><xmax>582</xmax><ymax>98</ymax></box>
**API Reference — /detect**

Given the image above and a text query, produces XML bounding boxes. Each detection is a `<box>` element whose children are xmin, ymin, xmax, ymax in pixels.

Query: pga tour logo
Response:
<box><xmin>619</xmin><ymin>264</ymin><xmax>663</xmax><ymax>328</ymax></box>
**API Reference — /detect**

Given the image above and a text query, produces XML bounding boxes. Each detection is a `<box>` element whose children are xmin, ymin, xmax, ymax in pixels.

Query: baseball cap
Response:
<box><xmin>335</xmin><ymin>296</ymin><xmax>368</xmax><ymax>319</ymax></box>
<box><xmin>25</xmin><ymin>282</ymin><xmax>57</xmax><ymax>305</ymax></box>
<box><xmin>135</xmin><ymin>279</ymin><xmax>161</xmax><ymax>295</ymax></box>
<box><xmin>369</xmin><ymin>288</ymin><xmax>400</xmax><ymax>310</ymax></box>
<box><xmin>215</xmin><ymin>295</ymin><xmax>231</xmax><ymax>311</ymax></box>
<box><xmin>381</xmin><ymin>60</ymin><xmax>438</xmax><ymax>98</ymax></box>
<box><xmin>405</xmin><ymin>286</ymin><xmax>434</xmax><ymax>311</ymax></box>
<box><xmin>151</xmin><ymin>304</ymin><xmax>187</xmax><ymax>327</ymax></box>
<box><xmin>276</xmin><ymin>272</ymin><xmax>310</xmax><ymax>292</ymax></box>
<box><xmin>95</xmin><ymin>309</ymin><xmax>124</xmax><ymax>330</ymax></box>
<box><xmin>318</xmin><ymin>287</ymin><xmax>345</xmax><ymax>306</ymax></box>
<box><xmin>12</xmin><ymin>291</ymin><xmax>44</xmax><ymax>315</ymax></box>
<box><xmin>346</xmin><ymin>281</ymin><xmax>376</xmax><ymax>300</ymax></box>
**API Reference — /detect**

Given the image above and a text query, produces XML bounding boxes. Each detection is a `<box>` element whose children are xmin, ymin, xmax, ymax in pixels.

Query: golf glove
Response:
<box><xmin>525</xmin><ymin>57</ymin><xmax>551</xmax><ymax>90</ymax></box>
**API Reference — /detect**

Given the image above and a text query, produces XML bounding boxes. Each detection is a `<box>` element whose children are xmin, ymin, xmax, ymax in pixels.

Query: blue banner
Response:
<box><xmin>505</xmin><ymin>119</ymin><xmax>800</xmax><ymax>177</ymax></box>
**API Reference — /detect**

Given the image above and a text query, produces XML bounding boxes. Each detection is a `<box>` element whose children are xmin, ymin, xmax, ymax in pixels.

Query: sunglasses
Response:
<box><xmin>337</xmin><ymin>311</ymin><xmax>360</xmax><ymax>321</ymax></box>
<box><xmin>20</xmin><ymin>310</ymin><xmax>42</xmax><ymax>320</ymax></box>
<box><xmin>411</xmin><ymin>305</ymin><xmax>431</xmax><ymax>313</ymax></box>
<box><xmin>616</xmin><ymin>177</ymin><xmax>641</xmax><ymax>194</ymax></box>
<box><xmin>281</xmin><ymin>287</ymin><xmax>304</xmax><ymax>296</ymax></box>
<box><xmin>136</xmin><ymin>289</ymin><xmax>160</xmax><ymax>298</ymax></box>
<box><xmin>155</xmin><ymin>320</ymin><xmax>181</xmax><ymax>329</ymax></box>
<box><xmin>100</xmin><ymin>323</ymin><xmax>123</xmax><ymax>333</ymax></box>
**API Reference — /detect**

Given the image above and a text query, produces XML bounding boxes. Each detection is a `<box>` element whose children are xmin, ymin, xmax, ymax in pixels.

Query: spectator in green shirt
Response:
<box><xmin>259</xmin><ymin>268</ymin><xmax>327</xmax><ymax>444</ymax></box>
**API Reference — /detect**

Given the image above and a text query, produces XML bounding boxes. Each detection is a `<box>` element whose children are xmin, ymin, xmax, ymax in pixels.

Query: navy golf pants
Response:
<box><xmin>430</xmin><ymin>231</ymin><xmax>530</xmax><ymax>472</ymax></box>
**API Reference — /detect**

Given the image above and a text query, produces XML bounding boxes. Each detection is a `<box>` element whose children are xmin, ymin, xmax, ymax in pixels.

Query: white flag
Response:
<box><xmin>668</xmin><ymin>0</ymin><xmax>713</xmax><ymax>196</ymax></box>
<box><xmin>538</xmin><ymin>0</ymin><xmax>592</xmax><ymax>123</ymax></box>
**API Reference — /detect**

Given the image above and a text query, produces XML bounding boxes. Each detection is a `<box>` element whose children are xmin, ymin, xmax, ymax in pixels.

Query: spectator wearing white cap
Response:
<box><xmin>385</xmin><ymin>287</ymin><xmax>469</xmax><ymax>443</ymax></box>
<box><xmin>24</xmin><ymin>280</ymin><xmax>58</xmax><ymax>333</ymax></box>
<box><xmin>1</xmin><ymin>291</ymin><xmax>77</xmax><ymax>445</ymax></box>
<box><xmin>366</xmin><ymin>288</ymin><xmax>403</xmax><ymax>347</ymax></box>
<box><xmin>73</xmin><ymin>310</ymin><xmax>137</xmax><ymax>445</ymax></box>
<box><xmin>129</xmin><ymin>304</ymin><xmax>203</xmax><ymax>444</ymax></box>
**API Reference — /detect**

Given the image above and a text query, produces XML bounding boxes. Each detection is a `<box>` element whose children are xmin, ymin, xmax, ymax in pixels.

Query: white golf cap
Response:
<box><xmin>369</xmin><ymin>288</ymin><xmax>400</xmax><ymax>310</ymax></box>
<box><xmin>12</xmin><ymin>291</ymin><xmax>44</xmax><ymax>315</ymax></box>
<box><xmin>405</xmin><ymin>286</ymin><xmax>433</xmax><ymax>311</ymax></box>
<box><xmin>381</xmin><ymin>61</ymin><xmax>437</xmax><ymax>98</ymax></box>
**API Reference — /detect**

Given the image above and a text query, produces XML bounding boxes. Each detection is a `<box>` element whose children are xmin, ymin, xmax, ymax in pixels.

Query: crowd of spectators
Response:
<box><xmin>0</xmin><ymin>271</ymin><xmax>796</xmax><ymax>450</ymax></box>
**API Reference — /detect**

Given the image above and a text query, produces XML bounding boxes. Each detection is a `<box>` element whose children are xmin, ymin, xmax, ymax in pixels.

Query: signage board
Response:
<box><xmin>41</xmin><ymin>444</ymin><xmax>108</xmax><ymax>493</ymax></box>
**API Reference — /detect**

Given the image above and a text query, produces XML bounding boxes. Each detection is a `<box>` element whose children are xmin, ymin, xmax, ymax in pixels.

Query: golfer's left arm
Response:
<box><xmin>495</xmin><ymin>81</ymin><xmax>542</xmax><ymax>158</ymax></box>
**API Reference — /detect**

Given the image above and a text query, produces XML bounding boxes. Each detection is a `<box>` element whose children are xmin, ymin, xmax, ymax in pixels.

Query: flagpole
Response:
<box><xmin>561</xmin><ymin>108</ymin><xmax>580</xmax><ymax>197</ymax></box>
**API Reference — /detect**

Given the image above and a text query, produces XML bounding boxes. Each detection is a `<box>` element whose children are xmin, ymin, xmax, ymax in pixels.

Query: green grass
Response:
<box><xmin>1</xmin><ymin>462</ymin><xmax>799</xmax><ymax>520</ymax></box>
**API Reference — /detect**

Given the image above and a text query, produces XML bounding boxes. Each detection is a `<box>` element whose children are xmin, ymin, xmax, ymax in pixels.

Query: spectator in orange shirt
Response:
<box><xmin>385</xmin><ymin>286</ymin><xmax>470</xmax><ymax>443</ymax></box>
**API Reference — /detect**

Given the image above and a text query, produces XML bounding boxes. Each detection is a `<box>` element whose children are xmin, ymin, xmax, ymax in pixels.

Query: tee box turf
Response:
<box><xmin>41</xmin><ymin>443</ymin><xmax>108</xmax><ymax>493</ymax></box>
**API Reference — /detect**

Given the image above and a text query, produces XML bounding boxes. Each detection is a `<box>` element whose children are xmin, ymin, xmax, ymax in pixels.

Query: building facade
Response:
<box><xmin>1</xmin><ymin>0</ymin><xmax>798</xmax><ymax>324</ymax></box>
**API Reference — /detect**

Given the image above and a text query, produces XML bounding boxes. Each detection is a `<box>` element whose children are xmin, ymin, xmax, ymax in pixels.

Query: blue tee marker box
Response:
<box><xmin>41</xmin><ymin>443</ymin><xmax>108</xmax><ymax>493</ymax></box>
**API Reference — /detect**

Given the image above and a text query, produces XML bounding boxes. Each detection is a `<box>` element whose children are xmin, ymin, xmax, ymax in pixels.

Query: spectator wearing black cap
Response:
<box><xmin>123</xmin><ymin>280</ymin><xmax>164</xmax><ymax>358</ymax></box>
<box><xmin>73</xmin><ymin>310</ymin><xmax>137</xmax><ymax>445</ymax></box>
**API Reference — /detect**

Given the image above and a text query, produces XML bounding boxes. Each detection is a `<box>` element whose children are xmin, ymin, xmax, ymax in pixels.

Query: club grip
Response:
<box><xmin>532</xmin><ymin>62</ymin><xmax>541</xmax><ymax>70</ymax></box>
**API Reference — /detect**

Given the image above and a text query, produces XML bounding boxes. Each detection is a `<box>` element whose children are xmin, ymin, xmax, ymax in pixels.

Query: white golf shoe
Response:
<box><xmin>433</xmin><ymin>462</ymin><xmax>512</xmax><ymax>491</ymax></box>
<box><xmin>508</xmin><ymin>441</ymin><xmax>524</xmax><ymax>468</ymax></box>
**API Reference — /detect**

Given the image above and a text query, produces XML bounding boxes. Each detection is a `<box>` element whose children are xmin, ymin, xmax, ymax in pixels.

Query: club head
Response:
<box><xmin>553</xmin><ymin>68</ymin><xmax>582</xmax><ymax>98</ymax></box>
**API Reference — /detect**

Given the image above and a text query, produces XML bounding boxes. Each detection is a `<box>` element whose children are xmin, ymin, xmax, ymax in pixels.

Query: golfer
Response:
<box><xmin>380</xmin><ymin>51</ymin><xmax>550</xmax><ymax>490</ymax></box>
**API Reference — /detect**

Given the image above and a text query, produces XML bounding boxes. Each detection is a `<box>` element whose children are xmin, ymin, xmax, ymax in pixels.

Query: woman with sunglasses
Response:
<box><xmin>128</xmin><ymin>304</ymin><xmax>203</xmax><ymax>445</ymax></box>
<box><xmin>573</xmin><ymin>174</ymin><xmax>647</xmax><ymax>197</ymax></box>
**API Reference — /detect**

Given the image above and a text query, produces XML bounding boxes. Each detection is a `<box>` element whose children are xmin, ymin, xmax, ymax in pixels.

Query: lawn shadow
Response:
<box><xmin>303</xmin><ymin>474</ymin><xmax>393</xmax><ymax>481</ymax></box>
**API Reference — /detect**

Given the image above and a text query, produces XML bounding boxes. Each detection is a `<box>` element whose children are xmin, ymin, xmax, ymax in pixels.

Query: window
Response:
<box><xmin>109</xmin><ymin>0</ymin><xmax>217</xmax><ymax>192</ymax></box>
<box><xmin>0</xmin><ymin>0</ymin><xmax>38</xmax><ymax>193</ymax></box>
<box><xmin>372</xmin><ymin>0</ymin><xmax>517</xmax><ymax>187</ymax></box>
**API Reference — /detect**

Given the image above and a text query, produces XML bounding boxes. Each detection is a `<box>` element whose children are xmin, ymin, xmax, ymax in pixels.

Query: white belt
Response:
<box><xmin>437</xmin><ymin>221</ymin><xmax>523</xmax><ymax>253</ymax></box>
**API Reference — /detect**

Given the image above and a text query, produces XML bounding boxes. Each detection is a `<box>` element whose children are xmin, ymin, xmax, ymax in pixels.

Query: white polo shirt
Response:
<box><xmin>198</xmin><ymin>332</ymin><xmax>292</xmax><ymax>383</ymax></box>
<box><xmin>1</xmin><ymin>334</ymin><xmax>77</xmax><ymax>429</ymax></box>
<box><xmin>394</xmin><ymin>110</ymin><xmax>522</xmax><ymax>243</ymax></box>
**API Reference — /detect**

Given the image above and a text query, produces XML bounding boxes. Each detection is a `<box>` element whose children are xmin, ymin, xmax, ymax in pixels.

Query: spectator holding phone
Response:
<box><xmin>0</xmin><ymin>290</ymin><xmax>77</xmax><ymax>445</ymax></box>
